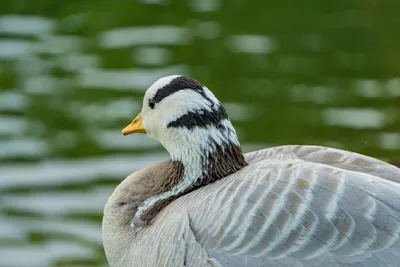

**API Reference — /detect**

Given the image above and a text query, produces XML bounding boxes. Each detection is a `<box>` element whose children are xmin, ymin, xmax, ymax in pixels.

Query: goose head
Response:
<box><xmin>123</xmin><ymin>75</ymin><xmax>240</xmax><ymax>161</ymax></box>
<box><xmin>111</xmin><ymin>75</ymin><xmax>247</xmax><ymax>228</ymax></box>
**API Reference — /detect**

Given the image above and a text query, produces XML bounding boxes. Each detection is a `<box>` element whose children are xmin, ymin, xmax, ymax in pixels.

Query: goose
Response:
<box><xmin>102</xmin><ymin>75</ymin><xmax>400</xmax><ymax>267</ymax></box>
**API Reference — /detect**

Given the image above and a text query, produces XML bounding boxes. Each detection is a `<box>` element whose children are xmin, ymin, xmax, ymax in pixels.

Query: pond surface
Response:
<box><xmin>0</xmin><ymin>0</ymin><xmax>399</xmax><ymax>266</ymax></box>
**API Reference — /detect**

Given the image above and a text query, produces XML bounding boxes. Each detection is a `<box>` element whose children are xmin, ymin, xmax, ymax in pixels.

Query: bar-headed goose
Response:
<box><xmin>102</xmin><ymin>75</ymin><xmax>400</xmax><ymax>267</ymax></box>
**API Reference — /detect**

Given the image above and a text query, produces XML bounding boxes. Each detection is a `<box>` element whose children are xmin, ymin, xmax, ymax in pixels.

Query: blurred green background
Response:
<box><xmin>0</xmin><ymin>0</ymin><xmax>399</xmax><ymax>266</ymax></box>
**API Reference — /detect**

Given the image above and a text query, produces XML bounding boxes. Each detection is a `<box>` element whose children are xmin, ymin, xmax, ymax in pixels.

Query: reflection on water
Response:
<box><xmin>100</xmin><ymin>26</ymin><xmax>191</xmax><ymax>48</ymax></box>
<box><xmin>227</xmin><ymin>35</ymin><xmax>275</xmax><ymax>54</ymax></box>
<box><xmin>1</xmin><ymin>1</ymin><xmax>400</xmax><ymax>266</ymax></box>
<box><xmin>79</xmin><ymin>66</ymin><xmax>189</xmax><ymax>90</ymax></box>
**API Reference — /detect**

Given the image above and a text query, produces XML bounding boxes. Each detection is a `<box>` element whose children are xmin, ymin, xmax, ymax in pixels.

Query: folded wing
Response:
<box><xmin>185</xmin><ymin>145</ymin><xmax>400</xmax><ymax>266</ymax></box>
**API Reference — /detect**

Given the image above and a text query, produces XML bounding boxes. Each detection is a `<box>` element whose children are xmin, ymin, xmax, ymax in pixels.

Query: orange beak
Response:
<box><xmin>122</xmin><ymin>112</ymin><xmax>147</xmax><ymax>135</ymax></box>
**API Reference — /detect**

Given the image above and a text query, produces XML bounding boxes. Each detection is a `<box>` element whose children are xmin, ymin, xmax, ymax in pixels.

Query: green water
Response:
<box><xmin>0</xmin><ymin>0</ymin><xmax>399</xmax><ymax>266</ymax></box>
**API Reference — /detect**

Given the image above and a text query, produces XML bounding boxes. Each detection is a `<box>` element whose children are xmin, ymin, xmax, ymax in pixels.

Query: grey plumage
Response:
<box><xmin>103</xmin><ymin>145</ymin><xmax>400</xmax><ymax>267</ymax></box>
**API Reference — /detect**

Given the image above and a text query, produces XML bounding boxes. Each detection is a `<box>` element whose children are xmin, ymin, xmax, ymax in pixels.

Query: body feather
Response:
<box><xmin>103</xmin><ymin>145</ymin><xmax>400</xmax><ymax>266</ymax></box>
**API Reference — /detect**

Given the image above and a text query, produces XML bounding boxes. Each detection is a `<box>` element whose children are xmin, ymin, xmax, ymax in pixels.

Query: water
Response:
<box><xmin>0</xmin><ymin>1</ymin><xmax>400</xmax><ymax>266</ymax></box>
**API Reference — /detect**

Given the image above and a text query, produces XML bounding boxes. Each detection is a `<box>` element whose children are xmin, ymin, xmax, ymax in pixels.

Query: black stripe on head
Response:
<box><xmin>167</xmin><ymin>104</ymin><xmax>229</xmax><ymax>130</ymax></box>
<box><xmin>152</xmin><ymin>76</ymin><xmax>214</xmax><ymax>104</ymax></box>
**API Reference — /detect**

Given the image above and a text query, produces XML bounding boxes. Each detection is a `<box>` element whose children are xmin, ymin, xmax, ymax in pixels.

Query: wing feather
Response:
<box><xmin>183</xmin><ymin>145</ymin><xmax>400</xmax><ymax>266</ymax></box>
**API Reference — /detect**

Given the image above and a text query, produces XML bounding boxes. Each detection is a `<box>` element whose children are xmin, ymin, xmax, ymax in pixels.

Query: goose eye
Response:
<box><xmin>149</xmin><ymin>99</ymin><xmax>155</xmax><ymax>109</ymax></box>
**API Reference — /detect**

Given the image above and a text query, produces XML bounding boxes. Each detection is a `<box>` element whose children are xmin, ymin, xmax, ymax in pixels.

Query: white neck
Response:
<box><xmin>165</xmin><ymin>119</ymin><xmax>240</xmax><ymax>178</ymax></box>
<box><xmin>134</xmin><ymin>119</ymin><xmax>240</xmax><ymax>225</ymax></box>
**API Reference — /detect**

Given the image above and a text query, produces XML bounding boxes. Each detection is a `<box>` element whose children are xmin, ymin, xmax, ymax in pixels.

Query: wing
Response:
<box><xmin>183</xmin><ymin>147</ymin><xmax>400</xmax><ymax>267</ymax></box>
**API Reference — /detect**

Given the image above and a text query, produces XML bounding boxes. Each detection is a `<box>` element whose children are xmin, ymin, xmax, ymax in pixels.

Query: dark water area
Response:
<box><xmin>0</xmin><ymin>0</ymin><xmax>399</xmax><ymax>266</ymax></box>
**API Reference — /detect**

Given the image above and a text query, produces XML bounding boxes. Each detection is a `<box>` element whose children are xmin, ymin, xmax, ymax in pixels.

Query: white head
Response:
<box><xmin>123</xmin><ymin>75</ymin><xmax>240</xmax><ymax>167</ymax></box>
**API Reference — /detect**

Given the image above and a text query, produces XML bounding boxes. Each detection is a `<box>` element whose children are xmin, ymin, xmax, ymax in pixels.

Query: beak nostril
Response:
<box><xmin>121</xmin><ymin>111</ymin><xmax>146</xmax><ymax>135</ymax></box>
